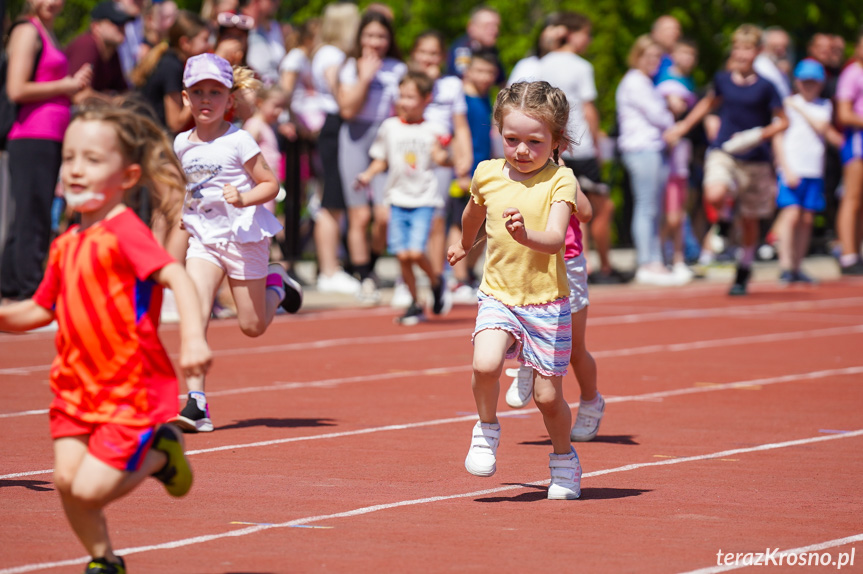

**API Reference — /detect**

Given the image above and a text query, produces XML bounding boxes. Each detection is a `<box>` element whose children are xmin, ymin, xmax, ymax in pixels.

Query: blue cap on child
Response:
<box><xmin>183</xmin><ymin>53</ymin><xmax>234</xmax><ymax>89</ymax></box>
<box><xmin>793</xmin><ymin>59</ymin><xmax>825</xmax><ymax>82</ymax></box>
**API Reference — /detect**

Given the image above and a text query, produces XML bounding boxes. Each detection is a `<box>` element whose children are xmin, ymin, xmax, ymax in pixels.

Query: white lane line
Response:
<box><xmin>2</xmin><ymin>429</ymin><xmax>861</xmax><ymax>574</ymax></box>
<box><xmin>4</xmin><ymin>323</ymin><xmax>861</xmax><ymax>419</ymax></box>
<box><xmin>4</xmin><ymin>296</ymin><xmax>863</xmax><ymax>376</ymax></box>
<box><xmin>2</xmin><ymin>365</ymin><xmax>860</xmax><ymax>480</ymax></box>
<box><xmin>679</xmin><ymin>533</ymin><xmax>863</xmax><ymax>573</ymax></box>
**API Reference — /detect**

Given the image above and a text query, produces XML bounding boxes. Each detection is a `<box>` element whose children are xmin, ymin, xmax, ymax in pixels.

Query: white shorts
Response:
<box><xmin>186</xmin><ymin>236</ymin><xmax>270</xmax><ymax>280</ymax></box>
<box><xmin>566</xmin><ymin>253</ymin><xmax>590</xmax><ymax>313</ymax></box>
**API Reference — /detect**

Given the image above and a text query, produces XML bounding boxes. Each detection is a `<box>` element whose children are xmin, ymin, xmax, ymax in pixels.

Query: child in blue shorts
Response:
<box><xmin>773</xmin><ymin>59</ymin><xmax>842</xmax><ymax>284</ymax></box>
<box><xmin>356</xmin><ymin>71</ymin><xmax>452</xmax><ymax>324</ymax></box>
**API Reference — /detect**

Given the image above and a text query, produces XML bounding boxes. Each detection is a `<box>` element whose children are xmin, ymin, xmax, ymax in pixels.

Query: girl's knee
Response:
<box><xmin>472</xmin><ymin>358</ymin><xmax>503</xmax><ymax>381</ymax></box>
<box><xmin>53</xmin><ymin>469</ymin><xmax>75</xmax><ymax>495</ymax></box>
<box><xmin>239</xmin><ymin>318</ymin><xmax>267</xmax><ymax>338</ymax></box>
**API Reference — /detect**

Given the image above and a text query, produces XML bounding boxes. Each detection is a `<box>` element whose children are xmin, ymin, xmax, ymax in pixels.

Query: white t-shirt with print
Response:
<box><xmin>369</xmin><ymin>117</ymin><xmax>447</xmax><ymax>208</ymax></box>
<box><xmin>537</xmin><ymin>51</ymin><xmax>598</xmax><ymax>159</ymax></box>
<box><xmin>175</xmin><ymin>124</ymin><xmax>282</xmax><ymax>245</ymax></box>
<box><xmin>782</xmin><ymin>94</ymin><xmax>832</xmax><ymax>179</ymax></box>
<box><xmin>339</xmin><ymin>57</ymin><xmax>407</xmax><ymax>123</ymax></box>
<box><xmin>424</xmin><ymin>75</ymin><xmax>467</xmax><ymax>134</ymax></box>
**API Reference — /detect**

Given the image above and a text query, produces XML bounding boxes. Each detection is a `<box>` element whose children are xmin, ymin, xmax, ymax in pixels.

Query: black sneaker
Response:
<box><xmin>172</xmin><ymin>396</ymin><xmax>213</xmax><ymax>433</ymax></box>
<box><xmin>395</xmin><ymin>302</ymin><xmax>426</xmax><ymax>326</ymax></box>
<box><xmin>793</xmin><ymin>270</ymin><xmax>817</xmax><ymax>285</ymax></box>
<box><xmin>268</xmin><ymin>263</ymin><xmax>303</xmax><ymax>313</ymax></box>
<box><xmin>728</xmin><ymin>265</ymin><xmax>751</xmax><ymax>296</ymax></box>
<box><xmin>431</xmin><ymin>276</ymin><xmax>452</xmax><ymax>315</ymax></box>
<box><xmin>85</xmin><ymin>556</ymin><xmax>126</xmax><ymax>574</ymax></box>
<box><xmin>588</xmin><ymin>269</ymin><xmax>627</xmax><ymax>285</ymax></box>
<box><xmin>840</xmin><ymin>259</ymin><xmax>863</xmax><ymax>275</ymax></box>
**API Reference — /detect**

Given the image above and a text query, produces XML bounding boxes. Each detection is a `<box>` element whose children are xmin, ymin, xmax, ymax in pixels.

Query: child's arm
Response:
<box><xmin>0</xmin><ymin>300</ymin><xmax>54</xmax><ymax>333</ymax></box>
<box><xmin>665</xmin><ymin>92</ymin><xmax>719</xmax><ymax>146</ymax></box>
<box><xmin>502</xmin><ymin>201</ymin><xmax>571</xmax><ymax>255</ymax></box>
<box><xmin>223</xmin><ymin>154</ymin><xmax>280</xmax><ymax>208</ymax></box>
<box><xmin>431</xmin><ymin>140</ymin><xmax>451</xmax><ymax>167</ymax></box>
<box><xmin>837</xmin><ymin>99</ymin><xmax>863</xmax><ymax>130</ymax></box>
<box><xmin>356</xmin><ymin>158</ymin><xmax>387</xmax><ymax>188</ymax></box>
<box><xmin>451</xmin><ymin>113</ymin><xmax>474</xmax><ymax>179</ymax></box>
<box><xmin>448</xmin><ymin>199</ymin><xmax>487</xmax><ymax>266</ymax></box>
<box><xmin>151</xmin><ymin>262</ymin><xmax>212</xmax><ymax>378</ymax></box>
<box><xmin>772</xmin><ymin>130</ymin><xmax>799</xmax><ymax>188</ymax></box>
<box><xmin>574</xmin><ymin>183</ymin><xmax>592</xmax><ymax>224</ymax></box>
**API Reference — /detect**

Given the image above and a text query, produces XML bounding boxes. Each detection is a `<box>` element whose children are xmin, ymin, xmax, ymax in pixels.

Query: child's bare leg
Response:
<box><xmin>533</xmin><ymin>374</ymin><xmax>572</xmax><ymax>455</ymax></box>
<box><xmin>774</xmin><ymin>207</ymin><xmax>797</xmax><ymax>271</ymax></box>
<box><xmin>397</xmin><ymin>253</ymin><xmax>418</xmax><ymax>301</ymax></box>
<box><xmin>229</xmin><ymin>276</ymin><xmax>277</xmax><ymax>338</ymax></box>
<box><xmin>471</xmin><ymin>329</ymin><xmax>514</xmax><ymax>423</ymax></box>
<box><xmin>793</xmin><ymin>211</ymin><xmax>813</xmax><ymax>272</ymax></box>
<box><xmin>570</xmin><ymin>307</ymin><xmax>597</xmax><ymax>401</ymax></box>
<box><xmin>413</xmin><ymin>250</ymin><xmax>442</xmax><ymax>289</ymax></box>
<box><xmin>53</xmin><ymin>437</ymin><xmax>164</xmax><ymax>563</ymax></box>
<box><xmin>183</xmin><ymin>258</ymin><xmax>224</xmax><ymax>393</ymax></box>
<box><xmin>426</xmin><ymin>215</ymin><xmax>446</xmax><ymax>278</ymax></box>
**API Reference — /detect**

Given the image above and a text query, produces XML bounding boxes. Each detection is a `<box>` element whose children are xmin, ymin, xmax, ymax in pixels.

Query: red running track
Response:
<box><xmin>1</xmin><ymin>277</ymin><xmax>862</xmax><ymax>573</ymax></box>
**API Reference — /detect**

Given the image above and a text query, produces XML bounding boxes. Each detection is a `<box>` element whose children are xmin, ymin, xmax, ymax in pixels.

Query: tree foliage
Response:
<box><xmin>7</xmin><ymin>0</ymin><xmax>862</xmax><ymax>126</ymax></box>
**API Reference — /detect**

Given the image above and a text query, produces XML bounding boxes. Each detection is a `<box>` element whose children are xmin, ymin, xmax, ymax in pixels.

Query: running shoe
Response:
<box><xmin>570</xmin><ymin>394</ymin><xmax>605</xmax><ymax>442</ymax></box>
<box><xmin>151</xmin><ymin>423</ymin><xmax>194</xmax><ymax>497</ymax></box>
<box><xmin>395</xmin><ymin>302</ymin><xmax>425</xmax><ymax>326</ymax></box>
<box><xmin>268</xmin><ymin>263</ymin><xmax>303</xmax><ymax>314</ymax></box>
<box><xmin>431</xmin><ymin>275</ymin><xmax>452</xmax><ymax>315</ymax></box>
<box><xmin>85</xmin><ymin>557</ymin><xmax>126</xmax><ymax>574</ymax></box>
<box><xmin>464</xmin><ymin>421</ymin><xmax>501</xmax><ymax>477</ymax></box>
<box><xmin>728</xmin><ymin>265</ymin><xmax>751</xmax><ymax>296</ymax></box>
<box><xmin>172</xmin><ymin>396</ymin><xmax>213</xmax><ymax>433</ymax></box>
<box><xmin>504</xmin><ymin>366</ymin><xmax>533</xmax><ymax>408</ymax></box>
<box><xmin>547</xmin><ymin>447</ymin><xmax>582</xmax><ymax>500</ymax></box>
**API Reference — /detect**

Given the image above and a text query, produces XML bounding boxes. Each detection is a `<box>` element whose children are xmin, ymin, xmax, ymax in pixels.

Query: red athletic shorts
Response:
<box><xmin>50</xmin><ymin>409</ymin><xmax>156</xmax><ymax>472</ymax></box>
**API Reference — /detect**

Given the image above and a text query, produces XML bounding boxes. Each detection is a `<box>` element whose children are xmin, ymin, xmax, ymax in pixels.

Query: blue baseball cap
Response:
<box><xmin>794</xmin><ymin>59</ymin><xmax>825</xmax><ymax>82</ymax></box>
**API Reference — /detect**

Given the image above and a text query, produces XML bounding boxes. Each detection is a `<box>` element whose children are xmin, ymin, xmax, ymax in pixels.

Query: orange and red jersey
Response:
<box><xmin>33</xmin><ymin>209</ymin><xmax>179</xmax><ymax>427</ymax></box>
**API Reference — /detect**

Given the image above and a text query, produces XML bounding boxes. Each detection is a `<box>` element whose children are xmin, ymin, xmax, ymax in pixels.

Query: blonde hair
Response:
<box><xmin>70</xmin><ymin>100</ymin><xmax>186</xmax><ymax>223</ymax></box>
<box><xmin>231</xmin><ymin>65</ymin><xmax>261</xmax><ymax>92</ymax></box>
<box><xmin>732</xmin><ymin>24</ymin><xmax>762</xmax><ymax>48</ymax></box>
<box><xmin>627</xmin><ymin>34</ymin><xmax>660</xmax><ymax>69</ymax></box>
<box><xmin>131</xmin><ymin>10</ymin><xmax>208</xmax><ymax>88</ymax></box>
<box><xmin>319</xmin><ymin>2</ymin><xmax>360</xmax><ymax>54</ymax></box>
<box><xmin>492</xmin><ymin>81</ymin><xmax>572</xmax><ymax>163</ymax></box>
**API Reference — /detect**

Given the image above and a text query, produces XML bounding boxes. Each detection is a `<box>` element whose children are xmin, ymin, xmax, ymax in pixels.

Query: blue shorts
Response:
<box><xmin>841</xmin><ymin>130</ymin><xmax>863</xmax><ymax>165</ymax></box>
<box><xmin>388</xmin><ymin>205</ymin><xmax>435</xmax><ymax>254</ymax></box>
<box><xmin>776</xmin><ymin>176</ymin><xmax>825</xmax><ymax>212</ymax></box>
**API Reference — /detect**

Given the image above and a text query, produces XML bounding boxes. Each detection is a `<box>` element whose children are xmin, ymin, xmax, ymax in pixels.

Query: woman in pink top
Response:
<box><xmin>1</xmin><ymin>0</ymin><xmax>91</xmax><ymax>302</ymax></box>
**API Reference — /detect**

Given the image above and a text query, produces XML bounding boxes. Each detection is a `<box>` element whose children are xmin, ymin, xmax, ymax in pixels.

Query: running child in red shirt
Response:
<box><xmin>0</xmin><ymin>104</ymin><xmax>212</xmax><ymax>574</ymax></box>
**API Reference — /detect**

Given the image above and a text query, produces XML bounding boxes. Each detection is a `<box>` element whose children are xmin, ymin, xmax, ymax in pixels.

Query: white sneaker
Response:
<box><xmin>570</xmin><ymin>394</ymin><xmax>605</xmax><ymax>442</ymax></box>
<box><xmin>547</xmin><ymin>447</ymin><xmax>582</xmax><ymax>500</ymax></box>
<box><xmin>390</xmin><ymin>280</ymin><xmax>413</xmax><ymax>308</ymax></box>
<box><xmin>504</xmin><ymin>366</ymin><xmax>533</xmax><ymax>408</ymax></box>
<box><xmin>451</xmin><ymin>283</ymin><xmax>478</xmax><ymax>304</ymax></box>
<box><xmin>634</xmin><ymin>266</ymin><xmax>689</xmax><ymax>287</ymax></box>
<box><xmin>464</xmin><ymin>421</ymin><xmax>501</xmax><ymax>477</ymax></box>
<box><xmin>356</xmin><ymin>277</ymin><xmax>381</xmax><ymax>305</ymax></box>
<box><xmin>671</xmin><ymin>262</ymin><xmax>695</xmax><ymax>283</ymax></box>
<box><xmin>316</xmin><ymin>269</ymin><xmax>361</xmax><ymax>295</ymax></box>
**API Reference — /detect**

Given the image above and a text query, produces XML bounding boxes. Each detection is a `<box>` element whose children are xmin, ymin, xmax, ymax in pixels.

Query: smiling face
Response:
<box><xmin>500</xmin><ymin>109</ymin><xmax>555</xmax><ymax>180</ymax></box>
<box><xmin>411</xmin><ymin>36</ymin><xmax>444</xmax><ymax>78</ymax></box>
<box><xmin>61</xmin><ymin>120</ymin><xmax>138</xmax><ymax>215</ymax></box>
<box><xmin>396</xmin><ymin>80</ymin><xmax>429</xmax><ymax>123</ymax></box>
<box><xmin>183</xmin><ymin>79</ymin><xmax>233</xmax><ymax>126</ymax></box>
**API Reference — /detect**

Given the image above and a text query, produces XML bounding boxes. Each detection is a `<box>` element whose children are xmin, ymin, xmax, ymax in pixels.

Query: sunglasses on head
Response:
<box><xmin>217</xmin><ymin>12</ymin><xmax>255</xmax><ymax>30</ymax></box>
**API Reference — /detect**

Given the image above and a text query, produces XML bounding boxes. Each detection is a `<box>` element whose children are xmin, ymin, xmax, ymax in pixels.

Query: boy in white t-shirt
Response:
<box><xmin>773</xmin><ymin>59</ymin><xmax>842</xmax><ymax>284</ymax></box>
<box><xmin>356</xmin><ymin>71</ymin><xmax>452</xmax><ymax>325</ymax></box>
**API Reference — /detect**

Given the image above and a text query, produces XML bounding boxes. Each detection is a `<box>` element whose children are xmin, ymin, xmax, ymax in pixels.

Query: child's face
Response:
<box><xmin>184</xmin><ymin>79</ymin><xmax>233</xmax><ymax>126</ymax></box>
<box><xmin>568</xmin><ymin>27</ymin><xmax>592</xmax><ymax>54</ymax></box>
<box><xmin>672</xmin><ymin>45</ymin><xmax>697</xmax><ymax>75</ymax></box>
<box><xmin>500</xmin><ymin>110</ymin><xmax>555</xmax><ymax>178</ymax></box>
<box><xmin>260</xmin><ymin>93</ymin><xmax>285</xmax><ymax>123</ymax></box>
<box><xmin>795</xmin><ymin>78</ymin><xmax>823</xmax><ymax>100</ymax></box>
<box><xmin>411</xmin><ymin>37</ymin><xmax>444</xmax><ymax>75</ymax></box>
<box><xmin>61</xmin><ymin>120</ymin><xmax>137</xmax><ymax>213</ymax></box>
<box><xmin>730</xmin><ymin>42</ymin><xmax>758</xmax><ymax>73</ymax></box>
<box><xmin>396</xmin><ymin>81</ymin><xmax>428</xmax><ymax>123</ymax></box>
<box><xmin>465</xmin><ymin>59</ymin><xmax>497</xmax><ymax>95</ymax></box>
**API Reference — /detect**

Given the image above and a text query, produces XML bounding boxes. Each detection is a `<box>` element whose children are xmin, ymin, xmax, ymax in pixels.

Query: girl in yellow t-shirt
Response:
<box><xmin>447</xmin><ymin>81</ymin><xmax>582</xmax><ymax>500</ymax></box>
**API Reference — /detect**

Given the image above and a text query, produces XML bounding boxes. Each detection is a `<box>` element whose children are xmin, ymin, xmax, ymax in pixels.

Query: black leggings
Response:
<box><xmin>0</xmin><ymin>138</ymin><xmax>62</xmax><ymax>300</ymax></box>
<box><xmin>318</xmin><ymin>113</ymin><xmax>346</xmax><ymax>211</ymax></box>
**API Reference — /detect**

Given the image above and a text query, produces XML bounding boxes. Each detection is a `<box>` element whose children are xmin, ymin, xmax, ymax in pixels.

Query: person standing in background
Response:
<box><xmin>242</xmin><ymin>0</ymin><xmax>285</xmax><ymax>87</ymax></box>
<box><xmin>446</xmin><ymin>6</ymin><xmax>505</xmax><ymax>86</ymax></box>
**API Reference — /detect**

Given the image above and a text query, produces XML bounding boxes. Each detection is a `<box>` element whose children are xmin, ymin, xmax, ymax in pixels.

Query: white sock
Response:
<box><xmin>189</xmin><ymin>391</ymin><xmax>207</xmax><ymax>410</ymax></box>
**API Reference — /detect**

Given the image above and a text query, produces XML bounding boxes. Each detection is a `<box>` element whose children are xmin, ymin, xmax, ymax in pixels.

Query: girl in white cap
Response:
<box><xmin>172</xmin><ymin>53</ymin><xmax>302</xmax><ymax>433</ymax></box>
